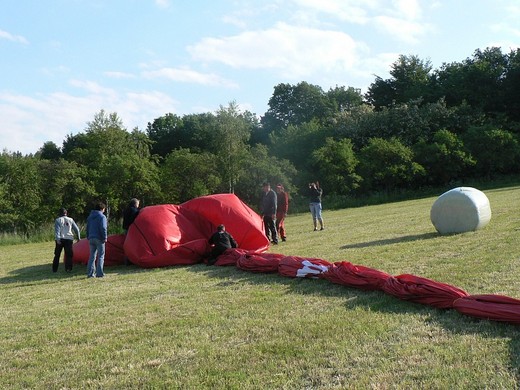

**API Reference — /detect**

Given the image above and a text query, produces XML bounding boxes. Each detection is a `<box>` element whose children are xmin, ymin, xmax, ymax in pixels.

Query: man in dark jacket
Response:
<box><xmin>86</xmin><ymin>202</ymin><xmax>108</xmax><ymax>278</ymax></box>
<box><xmin>208</xmin><ymin>224</ymin><xmax>237</xmax><ymax>265</ymax></box>
<box><xmin>122</xmin><ymin>198</ymin><xmax>140</xmax><ymax>232</ymax></box>
<box><xmin>260</xmin><ymin>182</ymin><xmax>278</xmax><ymax>244</ymax></box>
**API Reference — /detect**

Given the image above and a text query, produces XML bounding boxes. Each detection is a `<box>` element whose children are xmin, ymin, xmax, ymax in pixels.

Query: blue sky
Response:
<box><xmin>1</xmin><ymin>0</ymin><xmax>519</xmax><ymax>155</ymax></box>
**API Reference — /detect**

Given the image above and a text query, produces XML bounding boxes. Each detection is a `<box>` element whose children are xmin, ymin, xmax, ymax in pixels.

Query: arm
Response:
<box><xmin>72</xmin><ymin>220</ymin><xmax>81</xmax><ymax>241</ymax></box>
<box><xmin>54</xmin><ymin>219</ymin><xmax>60</xmax><ymax>241</ymax></box>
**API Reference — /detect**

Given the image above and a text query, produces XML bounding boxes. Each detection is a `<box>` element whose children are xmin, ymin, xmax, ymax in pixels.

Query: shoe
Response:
<box><xmin>313</xmin><ymin>228</ymin><xmax>317</xmax><ymax>231</ymax></box>
<box><xmin>320</xmin><ymin>227</ymin><xmax>324</xmax><ymax>231</ymax></box>
<box><xmin>271</xmin><ymin>240</ymin><xmax>278</xmax><ymax>245</ymax></box>
<box><xmin>282</xmin><ymin>237</ymin><xmax>286</xmax><ymax>242</ymax></box>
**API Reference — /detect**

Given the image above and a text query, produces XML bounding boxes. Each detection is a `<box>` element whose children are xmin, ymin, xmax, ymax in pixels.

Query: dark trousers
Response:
<box><xmin>53</xmin><ymin>239</ymin><xmax>74</xmax><ymax>272</ymax></box>
<box><xmin>263</xmin><ymin>215</ymin><xmax>278</xmax><ymax>243</ymax></box>
<box><xmin>208</xmin><ymin>246</ymin><xmax>228</xmax><ymax>265</ymax></box>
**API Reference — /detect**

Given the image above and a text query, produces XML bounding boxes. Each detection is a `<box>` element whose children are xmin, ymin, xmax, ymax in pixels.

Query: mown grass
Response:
<box><xmin>1</xmin><ymin>186</ymin><xmax>519</xmax><ymax>389</ymax></box>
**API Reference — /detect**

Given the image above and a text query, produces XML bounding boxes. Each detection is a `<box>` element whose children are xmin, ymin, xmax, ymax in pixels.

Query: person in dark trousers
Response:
<box><xmin>53</xmin><ymin>208</ymin><xmax>81</xmax><ymax>272</ymax></box>
<box><xmin>86</xmin><ymin>202</ymin><xmax>108</xmax><ymax>278</ymax></box>
<box><xmin>260</xmin><ymin>181</ymin><xmax>278</xmax><ymax>244</ymax></box>
<box><xmin>275</xmin><ymin>184</ymin><xmax>289</xmax><ymax>242</ymax></box>
<box><xmin>122</xmin><ymin>198</ymin><xmax>140</xmax><ymax>232</ymax></box>
<box><xmin>208</xmin><ymin>224</ymin><xmax>237</xmax><ymax>265</ymax></box>
<box><xmin>308</xmin><ymin>181</ymin><xmax>324</xmax><ymax>231</ymax></box>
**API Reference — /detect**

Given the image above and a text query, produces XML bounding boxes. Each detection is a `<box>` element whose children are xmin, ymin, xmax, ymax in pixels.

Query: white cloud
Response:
<box><xmin>142</xmin><ymin>67</ymin><xmax>238</xmax><ymax>88</ymax></box>
<box><xmin>154</xmin><ymin>0</ymin><xmax>170</xmax><ymax>9</ymax></box>
<box><xmin>188</xmin><ymin>23</ymin><xmax>365</xmax><ymax>79</ymax></box>
<box><xmin>372</xmin><ymin>15</ymin><xmax>429</xmax><ymax>44</ymax></box>
<box><xmin>0</xmin><ymin>29</ymin><xmax>29</xmax><ymax>44</ymax></box>
<box><xmin>104</xmin><ymin>71</ymin><xmax>136</xmax><ymax>79</ymax></box>
<box><xmin>291</xmin><ymin>0</ymin><xmax>377</xmax><ymax>24</ymax></box>
<box><xmin>0</xmin><ymin>85</ymin><xmax>178</xmax><ymax>154</ymax></box>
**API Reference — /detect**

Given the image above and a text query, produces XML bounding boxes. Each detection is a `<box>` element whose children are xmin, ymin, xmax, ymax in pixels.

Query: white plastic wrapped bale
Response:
<box><xmin>430</xmin><ymin>187</ymin><xmax>492</xmax><ymax>234</ymax></box>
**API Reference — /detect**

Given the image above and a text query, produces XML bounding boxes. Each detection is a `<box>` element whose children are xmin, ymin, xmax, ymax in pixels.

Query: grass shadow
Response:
<box><xmin>340</xmin><ymin>232</ymin><xmax>439</xmax><ymax>249</ymax></box>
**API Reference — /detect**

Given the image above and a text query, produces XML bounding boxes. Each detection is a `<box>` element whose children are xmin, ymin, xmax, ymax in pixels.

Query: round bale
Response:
<box><xmin>430</xmin><ymin>187</ymin><xmax>491</xmax><ymax>234</ymax></box>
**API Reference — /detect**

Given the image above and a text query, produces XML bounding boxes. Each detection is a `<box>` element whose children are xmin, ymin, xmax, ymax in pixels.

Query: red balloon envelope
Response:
<box><xmin>124</xmin><ymin>194</ymin><xmax>269</xmax><ymax>268</ymax></box>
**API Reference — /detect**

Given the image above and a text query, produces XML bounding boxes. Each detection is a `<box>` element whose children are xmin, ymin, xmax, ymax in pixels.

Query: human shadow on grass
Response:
<box><xmin>0</xmin><ymin>262</ymin><xmax>143</xmax><ymax>286</ymax></box>
<box><xmin>192</xmin><ymin>263</ymin><xmax>520</xmax><ymax>374</ymax></box>
<box><xmin>340</xmin><ymin>232</ymin><xmax>439</xmax><ymax>249</ymax></box>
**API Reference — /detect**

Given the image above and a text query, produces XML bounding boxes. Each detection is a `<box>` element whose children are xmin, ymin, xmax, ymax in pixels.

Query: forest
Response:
<box><xmin>1</xmin><ymin>46</ymin><xmax>519</xmax><ymax>234</ymax></box>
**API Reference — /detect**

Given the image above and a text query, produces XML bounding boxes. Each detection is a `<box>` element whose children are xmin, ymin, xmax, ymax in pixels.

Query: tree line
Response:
<box><xmin>1</xmin><ymin>46</ymin><xmax>519</xmax><ymax>234</ymax></box>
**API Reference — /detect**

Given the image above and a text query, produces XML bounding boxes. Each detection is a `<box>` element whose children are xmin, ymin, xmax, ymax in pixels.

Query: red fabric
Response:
<box><xmin>453</xmin><ymin>294</ymin><xmax>520</xmax><ymax>324</ymax></box>
<box><xmin>278</xmin><ymin>256</ymin><xmax>331</xmax><ymax>278</ymax></box>
<box><xmin>182</xmin><ymin>194</ymin><xmax>269</xmax><ymax>252</ymax></box>
<box><xmin>212</xmin><ymin>248</ymin><xmax>247</xmax><ymax>266</ymax></box>
<box><xmin>236</xmin><ymin>251</ymin><xmax>285</xmax><ymax>273</ymax></box>
<box><xmin>381</xmin><ymin>274</ymin><xmax>469</xmax><ymax>309</ymax></box>
<box><xmin>322</xmin><ymin>261</ymin><xmax>392</xmax><ymax>291</ymax></box>
<box><xmin>73</xmin><ymin>234</ymin><xmax>126</xmax><ymax>266</ymax></box>
<box><xmin>123</xmin><ymin>194</ymin><xmax>269</xmax><ymax>268</ymax></box>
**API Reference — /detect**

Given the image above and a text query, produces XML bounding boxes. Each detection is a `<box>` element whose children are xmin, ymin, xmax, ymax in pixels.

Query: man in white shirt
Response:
<box><xmin>53</xmin><ymin>208</ymin><xmax>81</xmax><ymax>272</ymax></box>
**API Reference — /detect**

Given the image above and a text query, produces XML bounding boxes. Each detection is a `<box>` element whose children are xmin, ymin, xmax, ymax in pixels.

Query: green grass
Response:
<box><xmin>1</xmin><ymin>186</ymin><xmax>520</xmax><ymax>389</ymax></box>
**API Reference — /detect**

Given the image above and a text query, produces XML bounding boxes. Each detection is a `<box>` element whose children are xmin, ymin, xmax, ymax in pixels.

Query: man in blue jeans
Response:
<box><xmin>86</xmin><ymin>202</ymin><xmax>108</xmax><ymax>278</ymax></box>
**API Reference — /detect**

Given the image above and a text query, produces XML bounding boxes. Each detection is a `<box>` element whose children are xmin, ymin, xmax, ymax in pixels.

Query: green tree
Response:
<box><xmin>146</xmin><ymin>113</ymin><xmax>184</xmax><ymax>157</ymax></box>
<box><xmin>0</xmin><ymin>153</ymin><xmax>42</xmax><ymax>233</ymax></box>
<box><xmin>159</xmin><ymin>148</ymin><xmax>221</xmax><ymax>204</ymax></box>
<box><xmin>63</xmin><ymin>110</ymin><xmax>160</xmax><ymax>217</ymax></box>
<box><xmin>357</xmin><ymin>137</ymin><xmax>425</xmax><ymax>192</ymax></box>
<box><xmin>414</xmin><ymin>129</ymin><xmax>475</xmax><ymax>185</ymax></box>
<box><xmin>213</xmin><ymin>102</ymin><xmax>251</xmax><ymax>193</ymax></box>
<box><xmin>366</xmin><ymin>55</ymin><xmax>433</xmax><ymax>109</ymax></box>
<box><xmin>261</xmin><ymin>82</ymin><xmax>335</xmax><ymax>132</ymax></box>
<box><xmin>464</xmin><ymin>126</ymin><xmax>520</xmax><ymax>177</ymax></box>
<box><xmin>311</xmin><ymin>138</ymin><xmax>361</xmax><ymax>194</ymax></box>
<box><xmin>233</xmin><ymin>144</ymin><xmax>297</xmax><ymax>207</ymax></box>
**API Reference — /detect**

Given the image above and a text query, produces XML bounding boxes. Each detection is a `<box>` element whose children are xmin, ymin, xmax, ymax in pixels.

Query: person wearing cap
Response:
<box><xmin>207</xmin><ymin>224</ymin><xmax>237</xmax><ymax>265</ymax></box>
<box><xmin>260</xmin><ymin>181</ymin><xmax>278</xmax><ymax>244</ymax></box>
<box><xmin>53</xmin><ymin>208</ymin><xmax>81</xmax><ymax>272</ymax></box>
<box><xmin>275</xmin><ymin>184</ymin><xmax>289</xmax><ymax>242</ymax></box>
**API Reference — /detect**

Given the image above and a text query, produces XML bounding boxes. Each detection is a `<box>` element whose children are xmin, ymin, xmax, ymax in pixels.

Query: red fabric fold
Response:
<box><xmin>381</xmin><ymin>274</ymin><xmax>469</xmax><ymax>308</ymax></box>
<box><xmin>453</xmin><ymin>294</ymin><xmax>520</xmax><ymax>324</ymax></box>
<box><xmin>322</xmin><ymin>261</ymin><xmax>392</xmax><ymax>291</ymax></box>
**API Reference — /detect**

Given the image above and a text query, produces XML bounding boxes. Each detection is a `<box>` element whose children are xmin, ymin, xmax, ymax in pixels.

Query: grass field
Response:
<box><xmin>1</xmin><ymin>186</ymin><xmax>519</xmax><ymax>389</ymax></box>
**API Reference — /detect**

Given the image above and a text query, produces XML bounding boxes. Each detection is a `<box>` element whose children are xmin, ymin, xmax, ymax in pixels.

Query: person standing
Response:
<box><xmin>86</xmin><ymin>202</ymin><xmax>108</xmax><ymax>278</ymax></box>
<box><xmin>308</xmin><ymin>181</ymin><xmax>324</xmax><ymax>231</ymax></box>
<box><xmin>53</xmin><ymin>208</ymin><xmax>81</xmax><ymax>272</ymax></box>
<box><xmin>122</xmin><ymin>198</ymin><xmax>140</xmax><ymax>233</ymax></box>
<box><xmin>207</xmin><ymin>224</ymin><xmax>238</xmax><ymax>265</ymax></box>
<box><xmin>260</xmin><ymin>182</ymin><xmax>278</xmax><ymax>244</ymax></box>
<box><xmin>275</xmin><ymin>184</ymin><xmax>289</xmax><ymax>242</ymax></box>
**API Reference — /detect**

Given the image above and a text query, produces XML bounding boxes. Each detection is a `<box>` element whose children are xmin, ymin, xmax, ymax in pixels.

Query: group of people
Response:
<box><xmin>52</xmin><ymin>182</ymin><xmax>325</xmax><ymax>272</ymax></box>
<box><xmin>259</xmin><ymin>180</ymin><xmax>324</xmax><ymax>243</ymax></box>
<box><xmin>53</xmin><ymin>198</ymin><xmax>139</xmax><ymax>278</ymax></box>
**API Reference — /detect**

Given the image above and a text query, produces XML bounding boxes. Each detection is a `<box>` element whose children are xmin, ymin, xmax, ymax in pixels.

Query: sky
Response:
<box><xmin>1</xmin><ymin>0</ymin><xmax>519</xmax><ymax>155</ymax></box>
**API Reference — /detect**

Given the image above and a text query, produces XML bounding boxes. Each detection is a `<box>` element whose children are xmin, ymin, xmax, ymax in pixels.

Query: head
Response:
<box><xmin>59</xmin><ymin>208</ymin><xmax>67</xmax><ymax>216</ymax></box>
<box><xmin>276</xmin><ymin>184</ymin><xmax>284</xmax><ymax>193</ymax></box>
<box><xmin>262</xmin><ymin>181</ymin><xmax>271</xmax><ymax>192</ymax></box>
<box><xmin>309</xmin><ymin>182</ymin><xmax>316</xmax><ymax>189</ymax></box>
<box><xmin>217</xmin><ymin>224</ymin><xmax>225</xmax><ymax>232</ymax></box>
<box><xmin>129</xmin><ymin>198</ymin><xmax>140</xmax><ymax>208</ymax></box>
<box><xmin>95</xmin><ymin>202</ymin><xmax>106</xmax><ymax>212</ymax></box>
